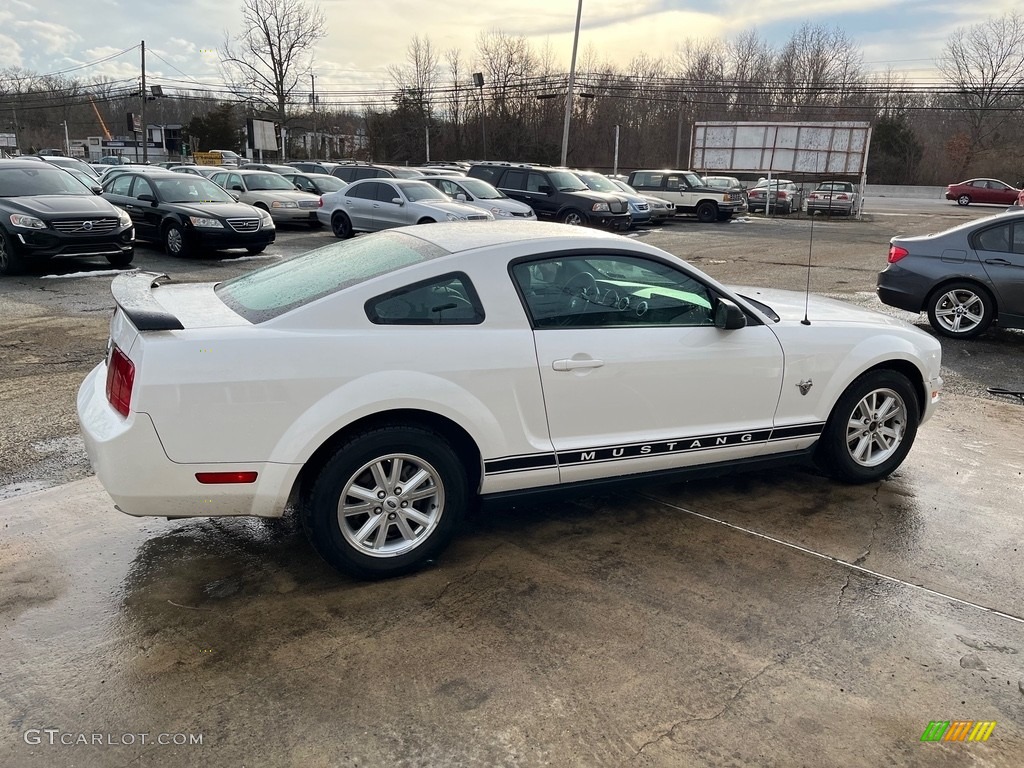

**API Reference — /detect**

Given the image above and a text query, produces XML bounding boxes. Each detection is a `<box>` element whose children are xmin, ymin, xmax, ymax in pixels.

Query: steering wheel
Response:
<box><xmin>562</xmin><ymin>272</ymin><xmax>600</xmax><ymax>315</ymax></box>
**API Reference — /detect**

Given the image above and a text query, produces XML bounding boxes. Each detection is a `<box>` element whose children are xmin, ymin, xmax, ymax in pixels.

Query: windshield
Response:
<box><xmin>216</xmin><ymin>231</ymin><xmax>449</xmax><ymax>322</ymax></box>
<box><xmin>682</xmin><ymin>172</ymin><xmax>703</xmax><ymax>188</ymax></box>
<box><xmin>0</xmin><ymin>166</ymin><xmax>94</xmax><ymax>197</ymax></box>
<box><xmin>458</xmin><ymin>178</ymin><xmax>505</xmax><ymax>199</ymax></box>
<box><xmin>548</xmin><ymin>170</ymin><xmax>588</xmax><ymax>192</ymax></box>
<box><xmin>611</xmin><ymin>180</ymin><xmax>639</xmax><ymax>195</ymax></box>
<box><xmin>401</xmin><ymin>181</ymin><xmax>449</xmax><ymax>202</ymax></box>
<box><xmin>153</xmin><ymin>176</ymin><xmax>234</xmax><ymax>203</ymax></box>
<box><xmin>577</xmin><ymin>172</ymin><xmax>618</xmax><ymax>193</ymax></box>
<box><xmin>244</xmin><ymin>173</ymin><xmax>294</xmax><ymax>190</ymax></box>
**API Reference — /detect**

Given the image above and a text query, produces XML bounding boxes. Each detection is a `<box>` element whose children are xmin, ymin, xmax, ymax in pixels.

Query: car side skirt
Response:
<box><xmin>480</xmin><ymin>446</ymin><xmax>817</xmax><ymax>507</ymax></box>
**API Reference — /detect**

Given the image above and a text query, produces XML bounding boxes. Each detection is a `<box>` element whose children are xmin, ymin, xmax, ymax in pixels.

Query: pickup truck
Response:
<box><xmin>627</xmin><ymin>169</ymin><xmax>745</xmax><ymax>222</ymax></box>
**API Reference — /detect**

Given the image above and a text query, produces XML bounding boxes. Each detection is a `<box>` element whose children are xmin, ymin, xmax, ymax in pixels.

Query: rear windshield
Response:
<box><xmin>215</xmin><ymin>231</ymin><xmax>449</xmax><ymax>322</ymax></box>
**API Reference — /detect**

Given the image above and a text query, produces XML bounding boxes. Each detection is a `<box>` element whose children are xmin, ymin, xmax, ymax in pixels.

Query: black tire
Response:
<box><xmin>695</xmin><ymin>201</ymin><xmax>717</xmax><ymax>223</ymax></box>
<box><xmin>926</xmin><ymin>281</ymin><xmax>995</xmax><ymax>339</ymax></box>
<box><xmin>716</xmin><ymin>212</ymin><xmax>733</xmax><ymax>222</ymax></box>
<box><xmin>331</xmin><ymin>211</ymin><xmax>353</xmax><ymax>239</ymax></box>
<box><xmin>300</xmin><ymin>426</ymin><xmax>468</xmax><ymax>579</ymax></box>
<box><xmin>105</xmin><ymin>251</ymin><xmax>134</xmax><ymax>268</ymax></box>
<box><xmin>0</xmin><ymin>228</ymin><xmax>26</xmax><ymax>276</ymax></box>
<box><xmin>309</xmin><ymin>219</ymin><xmax>323</xmax><ymax>229</ymax></box>
<box><xmin>163</xmin><ymin>222</ymin><xmax>190</xmax><ymax>258</ymax></box>
<box><xmin>560</xmin><ymin>209</ymin><xmax>585</xmax><ymax>226</ymax></box>
<box><xmin>816</xmin><ymin>370</ymin><xmax>920</xmax><ymax>483</ymax></box>
<box><xmin>957</xmin><ymin>194</ymin><xmax>971</xmax><ymax>206</ymax></box>
<box><xmin>245</xmin><ymin>245</ymin><xmax>267</xmax><ymax>255</ymax></box>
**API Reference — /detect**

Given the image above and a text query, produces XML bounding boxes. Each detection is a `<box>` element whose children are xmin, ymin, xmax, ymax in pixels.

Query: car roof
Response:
<box><xmin>400</xmin><ymin>220</ymin><xmax>633</xmax><ymax>255</ymax></box>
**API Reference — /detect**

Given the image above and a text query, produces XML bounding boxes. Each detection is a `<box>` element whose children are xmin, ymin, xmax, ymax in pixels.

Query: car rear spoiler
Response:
<box><xmin>110</xmin><ymin>271</ymin><xmax>185</xmax><ymax>331</ymax></box>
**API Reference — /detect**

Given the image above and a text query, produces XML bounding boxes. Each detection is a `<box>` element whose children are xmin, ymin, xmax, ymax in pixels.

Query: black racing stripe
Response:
<box><xmin>484</xmin><ymin>454</ymin><xmax>558</xmax><ymax>474</ymax></box>
<box><xmin>769</xmin><ymin>423</ymin><xmax>825</xmax><ymax>440</ymax></box>
<box><xmin>557</xmin><ymin>429</ymin><xmax>774</xmax><ymax>466</ymax></box>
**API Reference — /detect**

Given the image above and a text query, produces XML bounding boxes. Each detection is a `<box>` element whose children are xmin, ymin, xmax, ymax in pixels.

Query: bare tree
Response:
<box><xmin>219</xmin><ymin>0</ymin><xmax>326</xmax><ymax>149</ymax></box>
<box><xmin>937</xmin><ymin>11</ymin><xmax>1024</xmax><ymax>174</ymax></box>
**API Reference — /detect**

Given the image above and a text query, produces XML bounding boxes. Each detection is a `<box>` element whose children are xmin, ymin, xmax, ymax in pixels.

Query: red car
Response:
<box><xmin>945</xmin><ymin>178</ymin><xmax>1021</xmax><ymax>207</ymax></box>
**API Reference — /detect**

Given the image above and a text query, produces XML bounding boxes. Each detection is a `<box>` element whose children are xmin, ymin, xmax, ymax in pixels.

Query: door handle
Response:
<box><xmin>984</xmin><ymin>258</ymin><xmax>1012</xmax><ymax>266</ymax></box>
<box><xmin>552</xmin><ymin>358</ymin><xmax>604</xmax><ymax>371</ymax></box>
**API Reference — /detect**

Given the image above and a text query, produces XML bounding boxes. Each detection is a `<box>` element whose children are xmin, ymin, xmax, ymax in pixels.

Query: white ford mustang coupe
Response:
<box><xmin>78</xmin><ymin>222</ymin><xmax>942</xmax><ymax>579</ymax></box>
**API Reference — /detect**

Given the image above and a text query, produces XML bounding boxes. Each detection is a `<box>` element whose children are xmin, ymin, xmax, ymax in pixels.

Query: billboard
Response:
<box><xmin>690</xmin><ymin>121</ymin><xmax>871</xmax><ymax>176</ymax></box>
<box><xmin>247</xmin><ymin>118</ymin><xmax>278</xmax><ymax>152</ymax></box>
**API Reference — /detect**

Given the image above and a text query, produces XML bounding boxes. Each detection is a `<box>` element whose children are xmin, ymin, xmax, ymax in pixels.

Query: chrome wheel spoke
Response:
<box><xmin>347</xmin><ymin>484</ymin><xmax>379</xmax><ymax>503</ymax></box>
<box><xmin>342</xmin><ymin>501</ymin><xmax>375</xmax><ymax>517</ymax></box>
<box><xmin>403</xmin><ymin>507</ymin><xmax>432</xmax><ymax>527</ymax></box>
<box><xmin>851</xmin><ymin>434</ymin><xmax>872</xmax><ymax>462</ymax></box>
<box><xmin>353</xmin><ymin>513</ymin><xmax>385</xmax><ymax>545</ymax></box>
<box><xmin>370</xmin><ymin>461</ymin><xmax>389</xmax><ymax>491</ymax></box>
<box><xmin>394</xmin><ymin>514</ymin><xmax>417</xmax><ymax>542</ymax></box>
<box><xmin>387</xmin><ymin>457</ymin><xmax>404</xmax><ymax>489</ymax></box>
<box><xmin>373</xmin><ymin>517</ymin><xmax>390</xmax><ymax>549</ymax></box>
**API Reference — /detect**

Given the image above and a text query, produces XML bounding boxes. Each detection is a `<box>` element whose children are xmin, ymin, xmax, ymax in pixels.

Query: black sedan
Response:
<box><xmin>102</xmin><ymin>170</ymin><xmax>276</xmax><ymax>258</ymax></box>
<box><xmin>279</xmin><ymin>172</ymin><xmax>347</xmax><ymax>196</ymax></box>
<box><xmin>878</xmin><ymin>210</ymin><xmax>1024</xmax><ymax>339</ymax></box>
<box><xmin>0</xmin><ymin>159</ymin><xmax>134</xmax><ymax>275</ymax></box>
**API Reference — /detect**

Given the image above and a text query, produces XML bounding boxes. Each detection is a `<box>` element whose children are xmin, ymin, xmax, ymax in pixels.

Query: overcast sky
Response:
<box><xmin>3</xmin><ymin>0</ymin><xmax>1018</xmax><ymax>97</ymax></box>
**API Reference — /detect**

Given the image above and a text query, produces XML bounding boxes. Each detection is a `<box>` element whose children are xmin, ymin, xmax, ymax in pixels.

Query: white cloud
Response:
<box><xmin>0</xmin><ymin>34</ymin><xmax>23</xmax><ymax>67</ymax></box>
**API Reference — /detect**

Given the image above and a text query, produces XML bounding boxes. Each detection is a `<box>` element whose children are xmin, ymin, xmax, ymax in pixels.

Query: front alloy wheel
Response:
<box><xmin>560</xmin><ymin>209</ymin><xmax>585</xmax><ymax>226</ymax></box>
<box><xmin>817</xmin><ymin>370</ymin><xmax>920</xmax><ymax>483</ymax></box>
<box><xmin>164</xmin><ymin>223</ymin><xmax>189</xmax><ymax>257</ymax></box>
<box><xmin>927</xmin><ymin>282</ymin><xmax>994</xmax><ymax>339</ymax></box>
<box><xmin>0</xmin><ymin>229</ymin><xmax>26</xmax><ymax>275</ymax></box>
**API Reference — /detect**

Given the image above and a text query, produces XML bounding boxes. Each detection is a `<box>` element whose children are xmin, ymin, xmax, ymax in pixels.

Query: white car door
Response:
<box><xmin>512</xmin><ymin>253</ymin><xmax>786</xmax><ymax>484</ymax></box>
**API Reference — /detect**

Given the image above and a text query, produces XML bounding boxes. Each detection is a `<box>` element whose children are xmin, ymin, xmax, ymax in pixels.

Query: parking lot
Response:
<box><xmin>2</xmin><ymin>203</ymin><xmax>1023</xmax><ymax>767</ymax></box>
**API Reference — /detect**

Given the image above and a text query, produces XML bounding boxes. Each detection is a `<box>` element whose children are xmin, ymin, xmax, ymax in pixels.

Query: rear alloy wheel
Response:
<box><xmin>696</xmin><ymin>201</ymin><xmax>717</xmax><ymax>223</ymax></box>
<box><xmin>957</xmin><ymin>194</ymin><xmax>971</xmax><ymax>206</ymax></box>
<box><xmin>560</xmin><ymin>209</ymin><xmax>585</xmax><ymax>226</ymax></box>
<box><xmin>926</xmin><ymin>282</ymin><xmax>994</xmax><ymax>339</ymax></box>
<box><xmin>163</xmin><ymin>222</ymin><xmax>190</xmax><ymax>258</ymax></box>
<box><xmin>817</xmin><ymin>370</ymin><xmax>919</xmax><ymax>483</ymax></box>
<box><xmin>301</xmin><ymin>426</ymin><xmax>468</xmax><ymax>579</ymax></box>
<box><xmin>331</xmin><ymin>211</ymin><xmax>353</xmax><ymax>239</ymax></box>
<box><xmin>105</xmin><ymin>251</ymin><xmax>134</xmax><ymax>268</ymax></box>
<box><xmin>0</xmin><ymin>229</ymin><xmax>27</xmax><ymax>275</ymax></box>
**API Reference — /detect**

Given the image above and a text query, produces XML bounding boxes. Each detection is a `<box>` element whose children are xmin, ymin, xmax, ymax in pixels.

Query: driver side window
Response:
<box><xmin>512</xmin><ymin>255</ymin><xmax>718</xmax><ymax>329</ymax></box>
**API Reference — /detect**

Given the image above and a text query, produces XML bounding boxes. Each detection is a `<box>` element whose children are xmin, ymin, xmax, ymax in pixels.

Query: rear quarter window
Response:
<box><xmin>216</xmin><ymin>231</ymin><xmax>449</xmax><ymax>322</ymax></box>
<box><xmin>630</xmin><ymin>172</ymin><xmax>663</xmax><ymax>188</ymax></box>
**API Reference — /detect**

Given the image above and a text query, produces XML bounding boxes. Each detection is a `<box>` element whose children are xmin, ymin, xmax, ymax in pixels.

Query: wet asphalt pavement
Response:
<box><xmin>1</xmin><ymin>202</ymin><xmax>1023</xmax><ymax>766</ymax></box>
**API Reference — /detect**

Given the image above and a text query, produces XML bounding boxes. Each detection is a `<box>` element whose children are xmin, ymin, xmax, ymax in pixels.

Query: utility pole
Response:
<box><xmin>559</xmin><ymin>0</ymin><xmax>584</xmax><ymax>167</ymax></box>
<box><xmin>62</xmin><ymin>121</ymin><xmax>70</xmax><ymax>156</ymax></box>
<box><xmin>140</xmin><ymin>40</ymin><xmax>148</xmax><ymax>163</ymax></box>
<box><xmin>473</xmin><ymin>73</ymin><xmax>486</xmax><ymax>160</ymax></box>
<box><xmin>310</xmin><ymin>73</ymin><xmax>317</xmax><ymax>158</ymax></box>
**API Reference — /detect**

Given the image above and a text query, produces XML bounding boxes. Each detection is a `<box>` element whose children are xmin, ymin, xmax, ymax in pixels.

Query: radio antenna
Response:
<box><xmin>801</xmin><ymin>206</ymin><xmax>814</xmax><ymax>326</ymax></box>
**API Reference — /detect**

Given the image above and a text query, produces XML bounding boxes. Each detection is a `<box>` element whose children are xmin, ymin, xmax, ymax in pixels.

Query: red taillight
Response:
<box><xmin>318</xmin><ymin>196</ymin><xmax>324</xmax><ymax>207</ymax></box>
<box><xmin>888</xmin><ymin>245</ymin><xmax>909</xmax><ymax>264</ymax></box>
<box><xmin>195</xmin><ymin>472</ymin><xmax>259</xmax><ymax>484</ymax></box>
<box><xmin>778</xmin><ymin>191</ymin><xmax>788</xmax><ymax>199</ymax></box>
<box><xmin>105</xmin><ymin>345</ymin><xmax>135</xmax><ymax>417</ymax></box>
<box><xmin>836</xmin><ymin>193</ymin><xmax>848</xmax><ymax>200</ymax></box>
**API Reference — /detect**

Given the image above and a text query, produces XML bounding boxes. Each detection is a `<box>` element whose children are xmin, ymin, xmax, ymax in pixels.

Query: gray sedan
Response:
<box><xmin>877</xmin><ymin>209</ymin><xmax>1024</xmax><ymax>339</ymax></box>
<box><xmin>209</xmin><ymin>169</ymin><xmax>321</xmax><ymax>227</ymax></box>
<box><xmin>317</xmin><ymin>178</ymin><xmax>493</xmax><ymax>238</ymax></box>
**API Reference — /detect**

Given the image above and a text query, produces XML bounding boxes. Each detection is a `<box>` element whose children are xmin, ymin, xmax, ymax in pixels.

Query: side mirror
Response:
<box><xmin>137</xmin><ymin>193</ymin><xmax>157</xmax><ymax>205</ymax></box>
<box><xmin>714</xmin><ymin>298</ymin><xmax>747</xmax><ymax>330</ymax></box>
<box><xmin>229</xmin><ymin>192</ymin><xmax>240</xmax><ymax>201</ymax></box>
<box><xmin>455</xmin><ymin>192</ymin><xmax>467</xmax><ymax>201</ymax></box>
<box><xmin>538</xmin><ymin>185</ymin><xmax>553</xmax><ymax>195</ymax></box>
<box><xmin>392</xmin><ymin>197</ymin><xmax>404</xmax><ymax>206</ymax></box>
<box><xmin>91</xmin><ymin>185</ymin><xmax>102</xmax><ymax>195</ymax></box>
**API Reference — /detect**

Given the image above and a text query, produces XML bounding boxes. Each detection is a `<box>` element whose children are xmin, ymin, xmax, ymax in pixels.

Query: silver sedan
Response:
<box><xmin>210</xmin><ymin>169</ymin><xmax>321</xmax><ymax>227</ymax></box>
<box><xmin>318</xmin><ymin>178</ymin><xmax>493</xmax><ymax>238</ymax></box>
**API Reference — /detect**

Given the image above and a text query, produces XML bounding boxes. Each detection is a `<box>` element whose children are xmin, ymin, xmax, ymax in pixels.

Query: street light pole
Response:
<box><xmin>62</xmin><ymin>121</ymin><xmax>70</xmax><ymax>156</ymax></box>
<box><xmin>559</xmin><ymin>0</ymin><xmax>583</xmax><ymax>167</ymax></box>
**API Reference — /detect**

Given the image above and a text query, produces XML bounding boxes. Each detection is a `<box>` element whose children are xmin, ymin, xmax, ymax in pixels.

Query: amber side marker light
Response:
<box><xmin>195</xmin><ymin>472</ymin><xmax>258</xmax><ymax>484</ymax></box>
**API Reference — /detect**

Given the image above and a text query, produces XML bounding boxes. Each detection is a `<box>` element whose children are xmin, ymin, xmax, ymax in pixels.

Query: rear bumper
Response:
<box><xmin>807</xmin><ymin>201</ymin><xmax>854</xmax><ymax>213</ymax></box>
<box><xmin>77</xmin><ymin>363</ymin><xmax>298</xmax><ymax>518</ymax></box>
<box><xmin>270</xmin><ymin>208</ymin><xmax>319</xmax><ymax>224</ymax></box>
<box><xmin>876</xmin><ymin>269</ymin><xmax>925</xmax><ymax>313</ymax></box>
